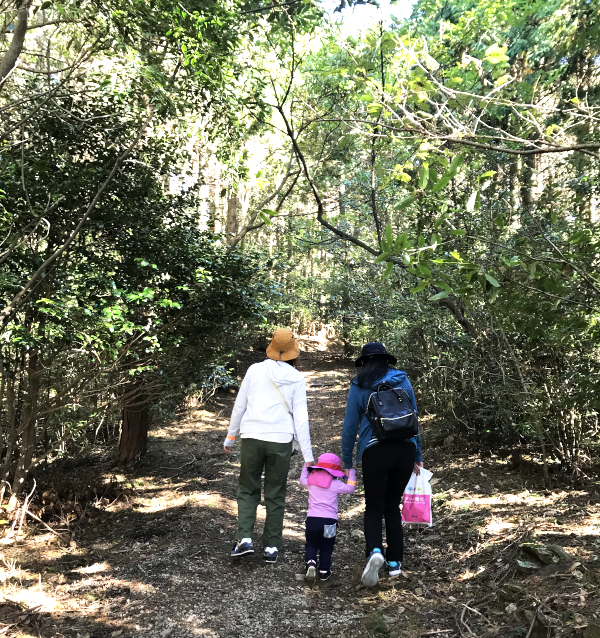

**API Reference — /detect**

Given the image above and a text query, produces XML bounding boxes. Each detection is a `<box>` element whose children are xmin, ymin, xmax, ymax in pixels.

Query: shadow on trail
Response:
<box><xmin>3</xmin><ymin>351</ymin><xmax>600</xmax><ymax>638</ymax></box>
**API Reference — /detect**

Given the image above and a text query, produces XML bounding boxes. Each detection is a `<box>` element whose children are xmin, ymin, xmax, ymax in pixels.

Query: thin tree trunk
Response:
<box><xmin>8</xmin><ymin>349</ymin><xmax>40</xmax><ymax>509</ymax></box>
<box><xmin>118</xmin><ymin>386</ymin><xmax>149</xmax><ymax>464</ymax></box>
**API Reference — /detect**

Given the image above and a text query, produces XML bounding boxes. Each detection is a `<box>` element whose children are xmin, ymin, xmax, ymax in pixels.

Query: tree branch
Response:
<box><xmin>0</xmin><ymin>0</ymin><xmax>32</xmax><ymax>91</ymax></box>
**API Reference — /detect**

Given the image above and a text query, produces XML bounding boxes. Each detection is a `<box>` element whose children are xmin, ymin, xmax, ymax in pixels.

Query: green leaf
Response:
<box><xmin>449</xmin><ymin>229</ymin><xmax>466</xmax><ymax>236</ymax></box>
<box><xmin>429</xmin><ymin>290</ymin><xmax>450</xmax><ymax>301</ymax></box>
<box><xmin>543</xmin><ymin>278</ymin><xmax>561</xmax><ymax>293</ymax></box>
<box><xmin>434</xmin><ymin>215</ymin><xmax>447</xmax><ymax>230</ymax></box>
<box><xmin>432</xmin><ymin>281</ymin><xmax>452</xmax><ymax>292</ymax></box>
<box><xmin>261</xmin><ymin>208</ymin><xmax>278</xmax><ymax>217</ymax></box>
<box><xmin>431</xmin><ymin>154</ymin><xmax>464</xmax><ymax>192</ymax></box>
<box><xmin>394</xmin><ymin>194</ymin><xmax>417</xmax><ymax>210</ymax></box>
<box><xmin>495</xmin><ymin>74</ymin><xmax>511</xmax><ymax>86</ymax></box>
<box><xmin>410</xmin><ymin>281</ymin><xmax>428</xmax><ymax>293</ymax></box>
<box><xmin>478</xmin><ymin>170</ymin><xmax>496</xmax><ymax>181</ymax></box>
<box><xmin>528</xmin><ymin>262</ymin><xmax>537</xmax><ymax>278</ymax></box>
<box><xmin>418</xmin><ymin>235</ymin><xmax>426</xmax><ymax>247</ymax></box>
<box><xmin>394</xmin><ymin>231</ymin><xmax>408</xmax><ymax>252</ymax></box>
<box><xmin>485</xmin><ymin>273</ymin><xmax>500</xmax><ymax>287</ymax></box>
<box><xmin>448</xmin><ymin>153</ymin><xmax>465</xmax><ymax>175</ymax></box>
<box><xmin>259</xmin><ymin>211</ymin><xmax>272</xmax><ymax>226</ymax></box>
<box><xmin>450</xmin><ymin>251</ymin><xmax>462</xmax><ymax>261</ymax></box>
<box><xmin>484</xmin><ymin>43</ymin><xmax>509</xmax><ymax>64</ymax></box>
<box><xmin>568</xmin><ymin>230</ymin><xmax>590</xmax><ymax>244</ymax></box>
<box><xmin>418</xmin><ymin>165</ymin><xmax>429</xmax><ymax>189</ymax></box>
<box><xmin>383</xmin><ymin>262</ymin><xmax>394</xmax><ymax>279</ymax></box>
<box><xmin>374</xmin><ymin>252</ymin><xmax>390</xmax><ymax>264</ymax></box>
<box><xmin>417</xmin><ymin>264</ymin><xmax>432</xmax><ymax>277</ymax></box>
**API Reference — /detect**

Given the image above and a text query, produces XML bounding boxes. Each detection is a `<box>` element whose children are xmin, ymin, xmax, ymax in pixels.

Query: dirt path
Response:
<box><xmin>2</xmin><ymin>352</ymin><xmax>600</xmax><ymax>638</ymax></box>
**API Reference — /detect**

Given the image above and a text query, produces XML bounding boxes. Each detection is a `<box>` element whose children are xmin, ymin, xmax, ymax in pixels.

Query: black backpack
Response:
<box><xmin>366</xmin><ymin>383</ymin><xmax>419</xmax><ymax>443</ymax></box>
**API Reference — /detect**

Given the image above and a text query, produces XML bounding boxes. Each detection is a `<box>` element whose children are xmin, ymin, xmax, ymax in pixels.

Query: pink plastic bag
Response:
<box><xmin>402</xmin><ymin>467</ymin><xmax>433</xmax><ymax>526</ymax></box>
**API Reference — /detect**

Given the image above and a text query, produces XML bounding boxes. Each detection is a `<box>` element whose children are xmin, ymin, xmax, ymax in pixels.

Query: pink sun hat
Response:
<box><xmin>308</xmin><ymin>453</ymin><xmax>346</xmax><ymax>478</ymax></box>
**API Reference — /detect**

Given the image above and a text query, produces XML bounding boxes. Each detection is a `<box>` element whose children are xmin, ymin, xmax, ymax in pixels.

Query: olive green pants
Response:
<box><xmin>236</xmin><ymin>437</ymin><xmax>293</xmax><ymax>548</ymax></box>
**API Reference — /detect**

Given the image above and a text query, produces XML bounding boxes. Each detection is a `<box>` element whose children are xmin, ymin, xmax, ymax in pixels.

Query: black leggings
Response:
<box><xmin>362</xmin><ymin>440</ymin><xmax>416</xmax><ymax>563</ymax></box>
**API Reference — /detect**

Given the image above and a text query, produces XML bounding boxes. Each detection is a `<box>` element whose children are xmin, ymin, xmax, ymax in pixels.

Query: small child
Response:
<box><xmin>299</xmin><ymin>453</ymin><xmax>356</xmax><ymax>581</ymax></box>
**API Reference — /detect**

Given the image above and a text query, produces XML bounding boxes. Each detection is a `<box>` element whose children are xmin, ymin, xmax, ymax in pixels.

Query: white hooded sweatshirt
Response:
<box><xmin>224</xmin><ymin>359</ymin><xmax>314</xmax><ymax>463</ymax></box>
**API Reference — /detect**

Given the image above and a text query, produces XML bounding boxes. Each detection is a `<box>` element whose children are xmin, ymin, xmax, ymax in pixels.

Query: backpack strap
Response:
<box><xmin>266</xmin><ymin>364</ymin><xmax>300</xmax><ymax>454</ymax></box>
<box><xmin>266</xmin><ymin>364</ymin><xmax>293</xmax><ymax>417</ymax></box>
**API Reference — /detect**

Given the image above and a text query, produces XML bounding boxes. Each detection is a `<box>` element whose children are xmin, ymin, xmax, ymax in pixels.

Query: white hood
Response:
<box><xmin>265</xmin><ymin>358</ymin><xmax>304</xmax><ymax>385</ymax></box>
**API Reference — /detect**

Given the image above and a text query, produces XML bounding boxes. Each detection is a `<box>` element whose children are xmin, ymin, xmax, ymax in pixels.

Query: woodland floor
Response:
<box><xmin>1</xmin><ymin>351</ymin><xmax>600</xmax><ymax>638</ymax></box>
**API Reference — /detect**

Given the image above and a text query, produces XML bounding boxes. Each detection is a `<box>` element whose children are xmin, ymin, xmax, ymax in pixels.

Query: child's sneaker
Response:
<box><xmin>319</xmin><ymin>569</ymin><xmax>332</xmax><ymax>581</ymax></box>
<box><xmin>305</xmin><ymin>560</ymin><xmax>317</xmax><ymax>580</ymax></box>
<box><xmin>231</xmin><ymin>538</ymin><xmax>254</xmax><ymax>557</ymax></box>
<box><xmin>387</xmin><ymin>561</ymin><xmax>401</xmax><ymax>577</ymax></box>
<box><xmin>264</xmin><ymin>547</ymin><xmax>278</xmax><ymax>563</ymax></box>
<box><xmin>361</xmin><ymin>548</ymin><xmax>384</xmax><ymax>587</ymax></box>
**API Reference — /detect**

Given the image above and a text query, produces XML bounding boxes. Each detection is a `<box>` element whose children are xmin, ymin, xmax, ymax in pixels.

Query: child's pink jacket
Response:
<box><xmin>299</xmin><ymin>466</ymin><xmax>356</xmax><ymax>519</ymax></box>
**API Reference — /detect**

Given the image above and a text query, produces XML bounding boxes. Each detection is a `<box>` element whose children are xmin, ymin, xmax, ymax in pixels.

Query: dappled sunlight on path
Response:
<box><xmin>1</xmin><ymin>351</ymin><xmax>600</xmax><ymax>637</ymax></box>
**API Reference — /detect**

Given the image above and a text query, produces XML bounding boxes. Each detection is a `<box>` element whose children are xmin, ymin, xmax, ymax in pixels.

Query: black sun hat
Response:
<box><xmin>354</xmin><ymin>342</ymin><xmax>397</xmax><ymax>367</ymax></box>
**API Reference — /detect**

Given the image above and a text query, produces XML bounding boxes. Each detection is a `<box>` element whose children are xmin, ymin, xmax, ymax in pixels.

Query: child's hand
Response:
<box><xmin>414</xmin><ymin>462</ymin><xmax>423</xmax><ymax>475</ymax></box>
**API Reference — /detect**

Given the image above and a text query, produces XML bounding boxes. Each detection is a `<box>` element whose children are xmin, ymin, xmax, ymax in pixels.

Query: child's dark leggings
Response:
<box><xmin>305</xmin><ymin>516</ymin><xmax>337</xmax><ymax>571</ymax></box>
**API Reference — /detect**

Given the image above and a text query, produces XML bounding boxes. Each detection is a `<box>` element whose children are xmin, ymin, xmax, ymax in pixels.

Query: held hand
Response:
<box><xmin>343</xmin><ymin>468</ymin><xmax>350</xmax><ymax>478</ymax></box>
<box><xmin>414</xmin><ymin>462</ymin><xmax>423</xmax><ymax>475</ymax></box>
<box><xmin>224</xmin><ymin>446</ymin><xmax>232</xmax><ymax>454</ymax></box>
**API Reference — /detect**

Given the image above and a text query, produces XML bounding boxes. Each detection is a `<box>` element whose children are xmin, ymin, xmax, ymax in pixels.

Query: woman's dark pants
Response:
<box><xmin>361</xmin><ymin>440</ymin><xmax>416</xmax><ymax>563</ymax></box>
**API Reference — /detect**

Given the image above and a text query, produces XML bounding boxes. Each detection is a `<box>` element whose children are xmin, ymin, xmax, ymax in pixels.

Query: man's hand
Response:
<box><xmin>414</xmin><ymin>462</ymin><xmax>423</xmax><ymax>475</ymax></box>
<box><xmin>343</xmin><ymin>468</ymin><xmax>350</xmax><ymax>478</ymax></box>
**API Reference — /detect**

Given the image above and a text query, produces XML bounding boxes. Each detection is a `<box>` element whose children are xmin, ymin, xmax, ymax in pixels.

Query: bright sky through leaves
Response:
<box><xmin>324</xmin><ymin>0</ymin><xmax>416</xmax><ymax>35</ymax></box>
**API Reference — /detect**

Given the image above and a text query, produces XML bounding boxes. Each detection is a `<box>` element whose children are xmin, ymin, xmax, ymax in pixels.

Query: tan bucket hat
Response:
<box><xmin>266</xmin><ymin>328</ymin><xmax>300</xmax><ymax>361</ymax></box>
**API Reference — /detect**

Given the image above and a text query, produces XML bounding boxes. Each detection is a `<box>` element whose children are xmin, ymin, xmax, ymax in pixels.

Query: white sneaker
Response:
<box><xmin>361</xmin><ymin>549</ymin><xmax>385</xmax><ymax>587</ymax></box>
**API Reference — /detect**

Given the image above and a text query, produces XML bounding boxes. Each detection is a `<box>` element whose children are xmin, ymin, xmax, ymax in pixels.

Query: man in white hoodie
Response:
<box><xmin>224</xmin><ymin>328</ymin><xmax>314</xmax><ymax>563</ymax></box>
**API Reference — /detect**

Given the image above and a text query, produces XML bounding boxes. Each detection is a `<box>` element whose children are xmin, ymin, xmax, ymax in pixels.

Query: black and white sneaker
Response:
<box><xmin>231</xmin><ymin>538</ymin><xmax>254</xmax><ymax>557</ymax></box>
<box><xmin>387</xmin><ymin>560</ymin><xmax>401</xmax><ymax>577</ymax></box>
<box><xmin>319</xmin><ymin>569</ymin><xmax>332</xmax><ymax>581</ymax></box>
<box><xmin>264</xmin><ymin>546</ymin><xmax>278</xmax><ymax>563</ymax></box>
<box><xmin>305</xmin><ymin>560</ymin><xmax>317</xmax><ymax>580</ymax></box>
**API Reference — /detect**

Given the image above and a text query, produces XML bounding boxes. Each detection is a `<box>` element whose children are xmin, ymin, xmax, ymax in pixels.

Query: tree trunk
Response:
<box><xmin>0</xmin><ymin>0</ymin><xmax>31</xmax><ymax>91</ymax></box>
<box><xmin>118</xmin><ymin>386</ymin><xmax>149</xmax><ymax>464</ymax></box>
<box><xmin>8</xmin><ymin>349</ymin><xmax>40</xmax><ymax>509</ymax></box>
<box><xmin>226</xmin><ymin>195</ymin><xmax>239</xmax><ymax>245</ymax></box>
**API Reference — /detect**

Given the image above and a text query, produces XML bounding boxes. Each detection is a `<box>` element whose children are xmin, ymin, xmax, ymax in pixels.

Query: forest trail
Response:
<box><xmin>2</xmin><ymin>352</ymin><xmax>600</xmax><ymax>638</ymax></box>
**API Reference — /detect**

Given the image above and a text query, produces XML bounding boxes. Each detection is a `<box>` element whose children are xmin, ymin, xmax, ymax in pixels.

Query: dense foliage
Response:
<box><xmin>1</xmin><ymin>0</ymin><xmax>599</xmax><ymax>504</ymax></box>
